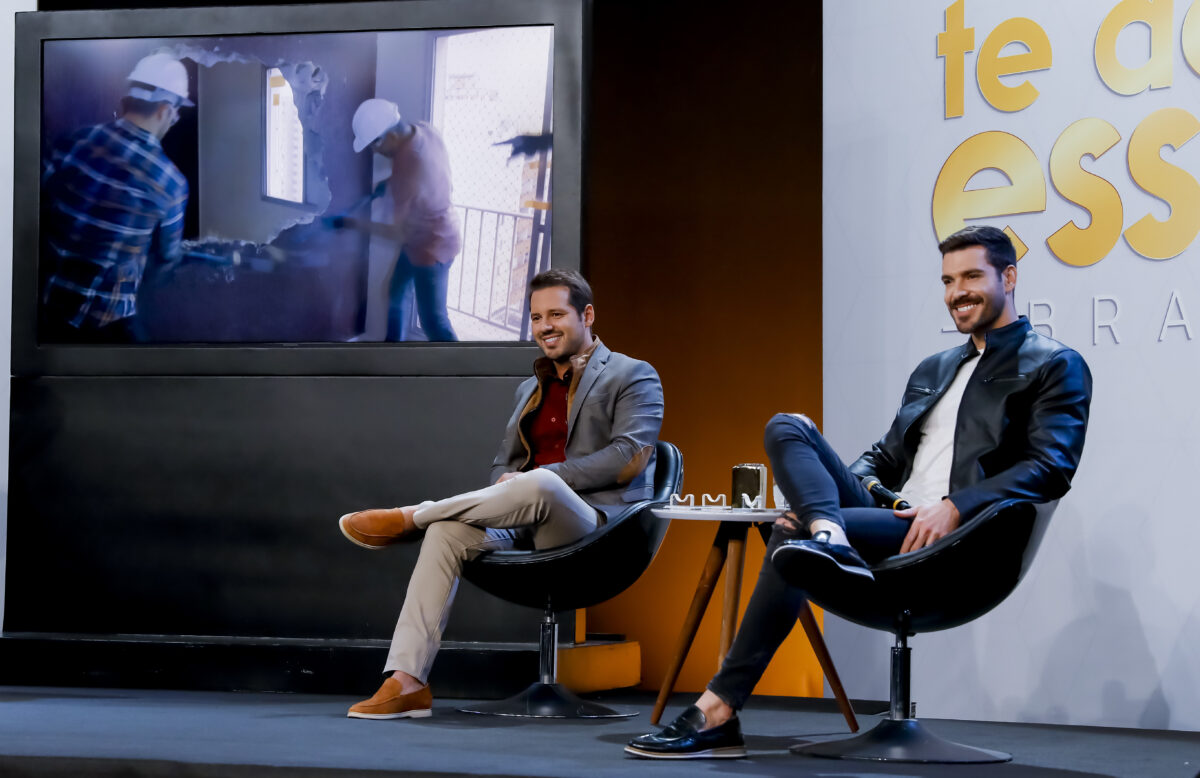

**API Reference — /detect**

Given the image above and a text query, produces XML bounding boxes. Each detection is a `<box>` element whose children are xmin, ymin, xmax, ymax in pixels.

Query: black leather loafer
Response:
<box><xmin>624</xmin><ymin>705</ymin><xmax>746</xmax><ymax>759</ymax></box>
<box><xmin>772</xmin><ymin>537</ymin><xmax>876</xmax><ymax>584</ymax></box>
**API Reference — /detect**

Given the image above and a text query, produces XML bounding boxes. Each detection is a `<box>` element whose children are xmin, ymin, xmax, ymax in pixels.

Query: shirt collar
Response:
<box><xmin>961</xmin><ymin>316</ymin><xmax>1030</xmax><ymax>358</ymax></box>
<box><xmin>533</xmin><ymin>336</ymin><xmax>601</xmax><ymax>383</ymax></box>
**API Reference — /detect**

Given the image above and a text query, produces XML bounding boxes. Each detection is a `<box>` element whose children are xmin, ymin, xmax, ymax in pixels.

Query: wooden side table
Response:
<box><xmin>648</xmin><ymin>506</ymin><xmax>859</xmax><ymax>733</ymax></box>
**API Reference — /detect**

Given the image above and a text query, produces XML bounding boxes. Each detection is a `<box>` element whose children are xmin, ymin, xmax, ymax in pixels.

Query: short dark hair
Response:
<box><xmin>529</xmin><ymin>268</ymin><xmax>593</xmax><ymax>314</ymax></box>
<box><xmin>938</xmin><ymin>225</ymin><xmax>1016</xmax><ymax>275</ymax></box>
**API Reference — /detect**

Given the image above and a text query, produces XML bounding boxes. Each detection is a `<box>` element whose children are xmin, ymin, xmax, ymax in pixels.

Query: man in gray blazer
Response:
<box><xmin>337</xmin><ymin>268</ymin><xmax>664</xmax><ymax>719</ymax></box>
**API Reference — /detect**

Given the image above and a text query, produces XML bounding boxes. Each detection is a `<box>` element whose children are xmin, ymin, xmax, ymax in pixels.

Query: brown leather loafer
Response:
<box><xmin>338</xmin><ymin>507</ymin><xmax>418</xmax><ymax>550</ymax></box>
<box><xmin>347</xmin><ymin>677</ymin><xmax>433</xmax><ymax>719</ymax></box>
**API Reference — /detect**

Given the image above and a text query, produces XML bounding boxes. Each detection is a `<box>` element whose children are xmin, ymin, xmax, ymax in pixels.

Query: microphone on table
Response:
<box><xmin>861</xmin><ymin>476</ymin><xmax>912</xmax><ymax>511</ymax></box>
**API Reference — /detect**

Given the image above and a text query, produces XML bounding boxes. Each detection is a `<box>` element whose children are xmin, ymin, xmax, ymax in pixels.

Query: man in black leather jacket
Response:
<box><xmin>627</xmin><ymin>225</ymin><xmax>1092</xmax><ymax>759</ymax></box>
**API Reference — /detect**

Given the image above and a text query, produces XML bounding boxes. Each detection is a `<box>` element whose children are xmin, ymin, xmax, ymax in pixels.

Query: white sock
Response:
<box><xmin>809</xmin><ymin>518</ymin><xmax>849</xmax><ymax>547</ymax></box>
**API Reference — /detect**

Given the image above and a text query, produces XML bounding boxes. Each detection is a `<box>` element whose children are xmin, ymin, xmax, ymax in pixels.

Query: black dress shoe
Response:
<box><xmin>624</xmin><ymin>705</ymin><xmax>746</xmax><ymax>759</ymax></box>
<box><xmin>771</xmin><ymin>533</ymin><xmax>876</xmax><ymax>584</ymax></box>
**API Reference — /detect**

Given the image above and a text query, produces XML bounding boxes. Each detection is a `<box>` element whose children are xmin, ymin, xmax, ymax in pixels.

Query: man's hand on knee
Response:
<box><xmin>897</xmin><ymin>498</ymin><xmax>961</xmax><ymax>553</ymax></box>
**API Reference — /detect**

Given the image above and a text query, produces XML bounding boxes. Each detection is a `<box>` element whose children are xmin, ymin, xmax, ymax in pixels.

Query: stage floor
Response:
<box><xmin>0</xmin><ymin>685</ymin><xmax>1195</xmax><ymax>777</ymax></box>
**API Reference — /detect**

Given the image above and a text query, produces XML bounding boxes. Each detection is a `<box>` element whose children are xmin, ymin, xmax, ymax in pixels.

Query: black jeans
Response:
<box><xmin>707</xmin><ymin>413</ymin><xmax>912</xmax><ymax>710</ymax></box>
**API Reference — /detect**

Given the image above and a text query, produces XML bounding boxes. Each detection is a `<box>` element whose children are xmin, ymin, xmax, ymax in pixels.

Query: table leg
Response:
<box><xmin>651</xmin><ymin>526</ymin><xmax>730</xmax><ymax>725</ymax></box>
<box><xmin>795</xmin><ymin>599</ymin><xmax>859</xmax><ymax>733</ymax></box>
<box><xmin>753</xmin><ymin>522</ymin><xmax>859</xmax><ymax>733</ymax></box>
<box><xmin>718</xmin><ymin>522</ymin><xmax>750</xmax><ymax>660</ymax></box>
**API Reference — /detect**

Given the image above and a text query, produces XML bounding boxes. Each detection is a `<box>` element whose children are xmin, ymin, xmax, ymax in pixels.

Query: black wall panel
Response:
<box><xmin>6</xmin><ymin>375</ymin><xmax>547</xmax><ymax>646</ymax></box>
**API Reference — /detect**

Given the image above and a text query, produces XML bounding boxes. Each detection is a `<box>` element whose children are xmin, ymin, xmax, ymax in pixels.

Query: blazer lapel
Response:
<box><xmin>567</xmin><ymin>341</ymin><xmax>609</xmax><ymax>441</ymax></box>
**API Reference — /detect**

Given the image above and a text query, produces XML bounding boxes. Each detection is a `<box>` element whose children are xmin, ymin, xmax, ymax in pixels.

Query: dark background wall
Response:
<box><xmin>10</xmin><ymin>0</ymin><xmax>824</xmax><ymax>697</ymax></box>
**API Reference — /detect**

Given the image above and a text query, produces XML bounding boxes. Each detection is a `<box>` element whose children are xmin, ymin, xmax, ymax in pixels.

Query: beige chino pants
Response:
<box><xmin>385</xmin><ymin>468</ymin><xmax>601</xmax><ymax>682</ymax></box>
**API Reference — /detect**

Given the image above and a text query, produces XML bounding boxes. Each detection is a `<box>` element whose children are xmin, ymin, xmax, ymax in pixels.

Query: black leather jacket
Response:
<box><xmin>848</xmin><ymin>317</ymin><xmax>1092</xmax><ymax>522</ymax></box>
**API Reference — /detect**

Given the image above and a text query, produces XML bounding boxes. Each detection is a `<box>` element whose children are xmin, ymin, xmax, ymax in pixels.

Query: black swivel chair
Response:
<box><xmin>778</xmin><ymin>498</ymin><xmax>1058</xmax><ymax>763</ymax></box>
<box><xmin>458</xmin><ymin>440</ymin><xmax>684</xmax><ymax>718</ymax></box>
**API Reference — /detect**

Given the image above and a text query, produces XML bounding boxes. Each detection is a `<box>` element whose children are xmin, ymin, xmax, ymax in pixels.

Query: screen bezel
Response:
<box><xmin>12</xmin><ymin>0</ymin><xmax>586</xmax><ymax>377</ymax></box>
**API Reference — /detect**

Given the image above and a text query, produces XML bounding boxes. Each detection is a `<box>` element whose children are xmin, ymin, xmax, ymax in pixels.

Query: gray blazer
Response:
<box><xmin>490</xmin><ymin>340</ymin><xmax>664</xmax><ymax>520</ymax></box>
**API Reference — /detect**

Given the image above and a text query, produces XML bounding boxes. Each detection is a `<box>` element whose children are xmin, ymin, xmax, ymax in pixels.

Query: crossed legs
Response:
<box><xmin>627</xmin><ymin>413</ymin><xmax>910</xmax><ymax>757</ymax></box>
<box><xmin>387</xmin><ymin>469</ymin><xmax>600</xmax><ymax>680</ymax></box>
<box><xmin>708</xmin><ymin>414</ymin><xmax>910</xmax><ymax>711</ymax></box>
<box><xmin>341</xmin><ymin>468</ymin><xmax>600</xmax><ymax>718</ymax></box>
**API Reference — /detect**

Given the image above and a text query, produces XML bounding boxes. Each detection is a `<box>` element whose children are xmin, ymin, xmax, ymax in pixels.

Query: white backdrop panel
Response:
<box><xmin>824</xmin><ymin>0</ymin><xmax>1200</xmax><ymax>730</ymax></box>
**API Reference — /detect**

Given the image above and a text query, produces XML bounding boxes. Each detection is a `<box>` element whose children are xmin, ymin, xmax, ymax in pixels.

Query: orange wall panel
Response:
<box><xmin>585</xmin><ymin>2</ymin><xmax>824</xmax><ymax>697</ymax></box>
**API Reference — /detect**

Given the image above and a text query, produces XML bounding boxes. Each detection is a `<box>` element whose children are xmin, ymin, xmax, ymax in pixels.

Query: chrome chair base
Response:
<box><xmin>791</xmin><ymin>718</ymin><xmax>1010</xmax><ymax>763</ymax></box>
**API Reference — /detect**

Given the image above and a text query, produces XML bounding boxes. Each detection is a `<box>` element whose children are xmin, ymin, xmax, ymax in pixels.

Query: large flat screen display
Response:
<box><xmin>12</xmin><ymin>1</ymin><xmax>585</xmax><ymax>375</ymax></box>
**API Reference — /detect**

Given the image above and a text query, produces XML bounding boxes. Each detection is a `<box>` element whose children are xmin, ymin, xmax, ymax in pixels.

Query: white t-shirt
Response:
<box><xmin>897</xmin><ymin>350</ymin><xmax>981</xmax><ymax>507</ymax></box>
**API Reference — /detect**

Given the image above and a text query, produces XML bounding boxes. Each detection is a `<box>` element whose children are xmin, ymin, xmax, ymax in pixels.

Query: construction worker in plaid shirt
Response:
<box><xmin>41</xmin><ymin>53</ymin><xmax>193</xmax><ymax>343</ymax></box>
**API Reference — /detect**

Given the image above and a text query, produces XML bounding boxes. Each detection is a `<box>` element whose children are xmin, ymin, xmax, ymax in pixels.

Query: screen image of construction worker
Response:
<box><xmin>38</xmin><ymin>26</ymin><xmax>555</xmax><ymax>343</ymax></box>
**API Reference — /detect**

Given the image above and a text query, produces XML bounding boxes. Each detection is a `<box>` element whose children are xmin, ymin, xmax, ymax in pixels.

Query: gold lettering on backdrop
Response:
<box><xmin>932</xmin><ymin>132</ymin><xmax>1045</xmax><ymax>257</ymax></box>
<box><xmin>1048</xmin><ymin>119</ymin><xmax>1124</xmax><ymax>267</ymax></box>
<box><xmin>977</xmin><ymin>18</ymin><xmax>1052</xmax><ymax>112</ymax></box>
<box><xmin>1095</xmin><ymin>0</ymin><xmax>1174</xmax><ymax>95</ymax></box>
<box><xmin>1182</xmin><ymin>0</ymin><xmax>1200</xmax><ymax>73</ymax></box>
<box><xmin>933</xmin><ymin>0</ymin><xmax>1200</xmax><ymax>267</ymax></box>
<box><xmin>938</xmin><ymin>0</ymin><xmax>976</xmax><ymax>118</ymax></box>
<box><xmin>1125</xmin><ymin>107</ymin><xmax>1200</xmax><ymax>259</ymax></box>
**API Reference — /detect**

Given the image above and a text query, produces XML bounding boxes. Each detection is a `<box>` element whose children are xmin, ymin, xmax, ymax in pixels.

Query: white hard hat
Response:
<box><xmin>352</xmin><ymin>98</ymin><xmax>402</xmax><ymax>153</ymax></box>
<box><xmin>127</xmin><ymin>53</ymin><xmax>194</xmax><ymax>107</ymax></box>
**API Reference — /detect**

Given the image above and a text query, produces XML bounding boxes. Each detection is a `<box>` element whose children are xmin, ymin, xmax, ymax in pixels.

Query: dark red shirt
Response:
<box><xmin>528</xmin><ymin>370</ymin><xmax>570</xmax><ymax>466</ymax></box>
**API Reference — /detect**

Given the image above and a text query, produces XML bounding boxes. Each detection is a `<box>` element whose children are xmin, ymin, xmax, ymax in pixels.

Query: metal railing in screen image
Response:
<box><xmin>446</xmin><ymin>204</ymin><xmax>550</xmax><ymax>340</ymax></box>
